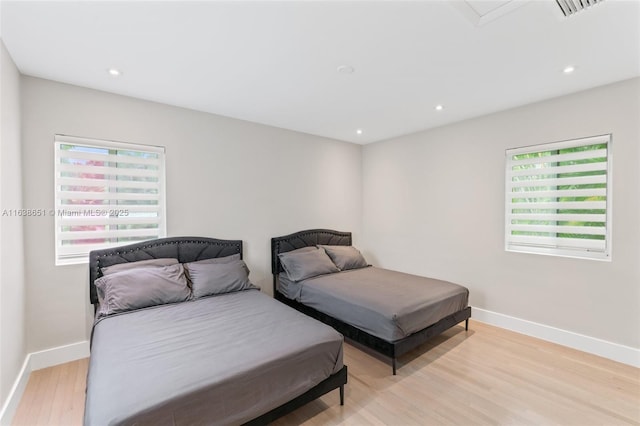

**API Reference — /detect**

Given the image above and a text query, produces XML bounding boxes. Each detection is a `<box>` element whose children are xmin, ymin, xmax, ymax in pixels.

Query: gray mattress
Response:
<box><xmin>84</xmin><ymin>289</ymin><xmax>344</xmax><ymax>426</ymax></box>
<box><xmin>278</xmin><ymin>267</ymin><xmax>469</xmax><ymax>342</ymax></box>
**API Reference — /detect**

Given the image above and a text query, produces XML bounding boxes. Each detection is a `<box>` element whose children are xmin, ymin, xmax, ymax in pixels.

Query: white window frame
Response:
<box><xmin>505</xmin><ymin>134</ymin><xmax>612</xmax><ymax>261</ymax></box>
<box><xmin>54</xmin><ymin>135</ymin><xmax>167</xmax><ymax>265</ymax></box>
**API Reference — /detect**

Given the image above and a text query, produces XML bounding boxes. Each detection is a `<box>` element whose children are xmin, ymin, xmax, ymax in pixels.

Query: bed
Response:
<box><xmin>85</xmin><ymin>236</ymin><xmax>347</xmax><ymax>426</ymax></box>
<box><xmin>271</xmin><ymin>229</ymin><xmax>471</xmax><ymax>375</ymax></box>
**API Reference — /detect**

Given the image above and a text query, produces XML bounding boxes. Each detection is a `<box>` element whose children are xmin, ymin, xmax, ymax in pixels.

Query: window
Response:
<box><xmin>505</xmin><ymin>134</ymin><xmax>612</xmax><ymax>261</ymax></box>
<box><xmin>54</xmin><ymin>135</ymin><xmax>166</xmax><ymax>265</ymax></box>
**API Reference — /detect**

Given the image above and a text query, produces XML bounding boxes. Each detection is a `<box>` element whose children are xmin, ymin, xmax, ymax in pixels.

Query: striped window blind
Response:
<box><xmin>54</xmin><ymin>135</ymin><xmax>166</xmax><ymax>265</ymax></box>
<box><xmin>505</xmin><ymin>134</ymin><xmax>612</xmax><ymax>261</ymax></box>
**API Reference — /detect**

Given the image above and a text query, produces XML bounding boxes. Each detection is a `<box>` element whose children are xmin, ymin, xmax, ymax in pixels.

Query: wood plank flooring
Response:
<box><xmin>12</xmin><ymin>358</ymin><xmax>87</xmax><ymax>426</ymax></box>
<box><xmin>11</xmin><ymin>321</ymin><xmax>640</xmax><ymax>425</ymax></box>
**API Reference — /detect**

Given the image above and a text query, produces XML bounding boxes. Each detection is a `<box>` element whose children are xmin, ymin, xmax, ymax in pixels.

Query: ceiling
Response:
<box><xmin>1</xmin><ymin>0</ymin><xmax>639</xmax><ymax>144</ymax></box>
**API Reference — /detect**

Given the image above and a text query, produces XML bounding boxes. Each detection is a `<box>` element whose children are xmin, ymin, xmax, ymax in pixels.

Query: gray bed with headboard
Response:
<box><xmin>271</xmin><ymin>229</ymin><xmax>471</xmax><ymax>375</ymax></box>
<box><xmin>85</xmin><ymin>236</ymin><xmax>347</xmax><ymax>426</ymax></box>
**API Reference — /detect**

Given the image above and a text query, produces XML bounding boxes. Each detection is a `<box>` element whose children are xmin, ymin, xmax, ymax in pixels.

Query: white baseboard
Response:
<box><xmin>0</xmin><ymin>341</ymin><xmax>89</xmax><ymax>426</ymax></box>
<box><xmin>0</xmin><ymin>356</ymin><xmax>30</xmax><ymax>426</ymax></box>
<box><xmin>29</xmin><ymin>341</ymin><xmax>90</xmax><ymax>371</ymax></box>
<box><xmin>472</xmin><ymin>307</ymin><xmax>640</xmax><ymax>368</ymax></box>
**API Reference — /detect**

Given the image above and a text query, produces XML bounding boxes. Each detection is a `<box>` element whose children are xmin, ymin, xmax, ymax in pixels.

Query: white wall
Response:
<box><xmin>0</xmin><ymin>40</ymin><xmax>25</xmax><ymax>410</ymax></box>
<box><xmin>362</xmin><ymin>77</ymin><xmax>640</xmax><ymax>350</ymax></box>
<box><xmin>20</xmin><ymin>76</ymin><xmax>362</xmax><ymax>353</ymax></box>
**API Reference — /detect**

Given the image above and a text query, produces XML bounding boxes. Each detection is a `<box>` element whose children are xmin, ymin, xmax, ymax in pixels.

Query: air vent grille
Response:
<box><xmin>556</xmin><ymin>0</ymin><xmax>605</xmax><ymax>17</ymax></box>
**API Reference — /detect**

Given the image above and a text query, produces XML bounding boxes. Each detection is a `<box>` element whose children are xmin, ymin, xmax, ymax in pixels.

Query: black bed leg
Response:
<box><xmin>339</xmin><ymin>385</ymin><xmax>344</xmax><ymax>406</ymax></box>
<box><xmin>392</xmin><ymin>358</ymin><xmax>397</xmax><ymax>375</ymax></box>
<box><xmin>465</xmin><ymin>318</ymin><xmax>469</xmax><ymax>331</ymax></box>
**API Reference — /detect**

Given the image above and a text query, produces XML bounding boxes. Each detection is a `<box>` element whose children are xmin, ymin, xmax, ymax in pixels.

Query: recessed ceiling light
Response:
<box><xmin>563</xmin><ymin>65</ymin><xmax>575</xmax><ymax>74</ymax></box>
<box><xmin>356</xmin><ymin>129</ymin><xmax>363</xmax><ymax>135</ymax></box>
<box><xmin>337</xmin><ymin>65</ymin><xmax>355</xmax><ymax>74</ymax></box>
<box><xmin>435</xmin><ymin>104</ymin><xmax>444</xmax><ymax>111</ymax></box>
<box><xmin>108</xmin><ymin>68</ymin><xmax>121</xmax><ymax>77</ymax></box>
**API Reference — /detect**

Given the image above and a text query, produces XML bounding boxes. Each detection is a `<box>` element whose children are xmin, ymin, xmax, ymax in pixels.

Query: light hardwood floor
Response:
<box><xmin>12</xmin><ymin>321</ymin><xmax>640</xmax><ymax>425</ymax></box>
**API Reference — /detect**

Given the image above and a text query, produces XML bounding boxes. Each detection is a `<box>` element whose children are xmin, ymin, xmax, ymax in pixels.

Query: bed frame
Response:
<box><xmin>89</xmin><ymin>236</ymin><xmax>347</xmax><ymax>425</ymax></box>
<box><xmin>271</xmin><ymin>229</ymin><xmax>471</xmax><ymax>375</ymax></box>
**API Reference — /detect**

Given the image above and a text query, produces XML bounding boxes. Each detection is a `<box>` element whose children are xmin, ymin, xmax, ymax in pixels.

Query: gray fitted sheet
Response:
<box><xmin>85</xmin><ymin>289</ymin><xmax>343</xmax><ymax>426</ymax></box>
<box><xmin>279</xmin><ymin>267</ymin><xmax>469</xmax><ymax>342</ymax></box>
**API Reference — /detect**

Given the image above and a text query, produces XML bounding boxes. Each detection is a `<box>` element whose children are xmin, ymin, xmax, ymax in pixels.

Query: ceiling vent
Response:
<box><xmin>556</xmin><ymin>0</ymin><xmax>605</xmax><ymax>17</ymax></box>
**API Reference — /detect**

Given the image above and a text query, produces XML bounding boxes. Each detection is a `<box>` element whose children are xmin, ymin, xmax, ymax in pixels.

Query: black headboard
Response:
<box><xmin>89</xmin><ymin>236</ymin><xmax>242</xmax><ymax>305</ymax></box>
<box><xmin>271</xmin><ymin>229</ymin><xmax>351</xmax><ymax>276</ymax></box>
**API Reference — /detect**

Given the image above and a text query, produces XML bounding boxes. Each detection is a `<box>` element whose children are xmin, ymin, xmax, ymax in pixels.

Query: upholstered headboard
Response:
<box><xmin>89</xmin><ymin>236</ymin><xmax>243</xmax><ymax>305</ymax></box>
<box><xmin>270</xmin><ymin>229</ymin><xmax>351</xmax><ymax>276</ymax></box>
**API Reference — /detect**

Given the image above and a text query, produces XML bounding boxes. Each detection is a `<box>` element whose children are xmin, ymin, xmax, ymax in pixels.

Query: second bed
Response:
<box><xmin>272</xmin><ymin>229</ymin><xmax>471</xmax><ymax>374</ymax></box>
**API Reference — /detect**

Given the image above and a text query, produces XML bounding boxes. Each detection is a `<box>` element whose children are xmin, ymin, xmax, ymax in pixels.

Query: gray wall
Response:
<box><xmin>0</xmin><ymin>40</ymin><xmax>25</xmax><ymax>407</ymax></box>
<box><xmin>13</xmin><ymin>72</ymin><xmax>640</xmax><ymax>365</ymax></box>
<box><xmin>362</xmin><ymin>77</ymin><xmax>640</xmax><ymax>348</ymax></box>
<box><xmin>20</xmin><ymin>76</ymin><xmax>362</xmax><ymax>353</ymax></box>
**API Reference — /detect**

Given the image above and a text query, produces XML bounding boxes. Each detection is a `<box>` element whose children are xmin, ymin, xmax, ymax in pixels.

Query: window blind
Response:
<box><xmin>505</xmin><ymin>134</ymin><xmax>612</xmax><ymax>260</ymax></box>
<box><xmin>54</xmin><ymin>135</ymin><xmax>166</xmax><ymax>265</ymax></box>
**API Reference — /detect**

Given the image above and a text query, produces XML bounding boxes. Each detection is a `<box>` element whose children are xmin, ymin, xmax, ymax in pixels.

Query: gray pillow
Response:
<box><xmin>184</xmin><ymin>253</ymin><xmax>241</xmax><ymax>266</ymax></box>
<box><xmin>185</xmin><ymin>259</ymin><xmax>257</xmax><ymax>299</ymax></box>
<box><xmin>101</xmin><ymin>258</ymin><xmax>178</xmax><ymax>276</ymax></box>
<box><xmin>318</xmin><ymin>245</ymin><xmax>368</xmax><ymax>271</ymax></box>
<box><xmin>95</xmin><ymin>264</ymin><xmax>190</xmax><ymax>318</ymax></box>
<box><xmin>283</xmin><ymin>246</ymin><xmax>318</xmax><ymax>255</ymax></box>
<box><xmin>278</xmin><ymin>247</ymin><xmax>340</xmax><ymax>282</ymax></box>
<box><xmin>183</xmin><ymin>253</ymin><xmax>244</xmax><ymax>285</ymax></box>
